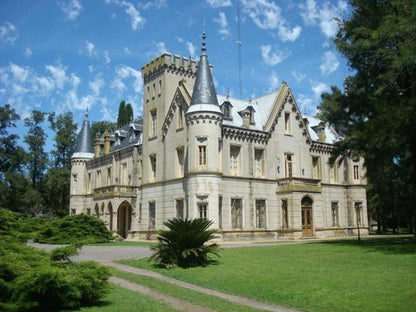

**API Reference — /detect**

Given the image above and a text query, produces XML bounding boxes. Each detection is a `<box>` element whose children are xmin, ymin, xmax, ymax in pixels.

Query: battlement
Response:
<box><xmin>141</xmin><ymin>53</ymin><xmax>198</xmax><ymax>80</ymax></box>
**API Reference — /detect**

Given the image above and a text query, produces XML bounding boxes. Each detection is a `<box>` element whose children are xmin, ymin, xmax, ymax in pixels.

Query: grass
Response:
<box><xmin>120</xmin><ymin>237</ymin><xmax>416</xmax><ymax>312</ymax></box>
<box><xmin>71</xmin><ymin>284</ymin><xmax>175</xmax><ymax>312</ymax></box>
<box><xmin>109</xmin><ymin>267</ymin><xmax>260</xmax><ymax>312</ymax></box>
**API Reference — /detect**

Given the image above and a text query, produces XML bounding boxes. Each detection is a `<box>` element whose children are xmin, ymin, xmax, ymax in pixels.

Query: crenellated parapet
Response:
<box><xmin>141</xmin><ymin>53</ymin><xmax>198</xmax><ymax>84</ymax></box>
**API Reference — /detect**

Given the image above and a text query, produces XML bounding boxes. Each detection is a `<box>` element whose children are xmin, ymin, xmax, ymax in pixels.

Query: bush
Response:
<box><xmin>37</xmin><ymin>214</ymin><xmax>113</xmax><ymax>244</ymax></box>
<box><xmin>151</xmin><ymin>218</ymin><xmax>221</xmax><ymax>268</ymax></box>
<box><xmin>0</xmin><ymin>238</ymin><xmax>110</xmax><ymax>312</ymax></box>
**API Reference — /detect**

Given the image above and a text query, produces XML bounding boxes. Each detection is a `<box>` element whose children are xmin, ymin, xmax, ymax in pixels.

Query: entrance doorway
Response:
<box><xmin>117</xmin><ymin>202</ymin><xmax>132</xmax><ymax>239</ymax></box>
<box><xmin>301</xmin><ymin>196</ymin><xmax>313</xmax><ymax>236</ymax></box>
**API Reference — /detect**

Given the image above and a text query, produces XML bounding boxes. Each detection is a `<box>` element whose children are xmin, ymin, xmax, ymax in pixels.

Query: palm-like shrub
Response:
<box><xmin>150</xmin><ymin>218</ymin><xmax>220</xmax><ymax>268</ymax></box>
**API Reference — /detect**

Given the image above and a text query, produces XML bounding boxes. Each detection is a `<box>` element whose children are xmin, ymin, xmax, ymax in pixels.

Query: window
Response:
<box><xmin>218</xmin><ymin>196</ymin><xmax>223</xmax><ymax>229</ymax></box>
<box><xmin>255</xmin><ymin>200</ymin><xmax>266</xmax><ymax>228</ymax></box>
<box><xmin>72</xmin><ymin>174</ymin><xmax>77</xmax><ymax>194</ymax></box>
<box><xmin>285</xmin><ymin>154</ymin><xmax>294</xmax><ymax>178</ymax></box>
<box><xmin>71</xmin><ymin>208</ymin><xmax>76</xmax><ymax>215</ymax></box>
<box><xmin>177</xmin><ymin>105</ymin><xmax>184</xmax><ymax>129</ymax></box>
<box><xmin>329</xmin><ymin>161</ymin><xmax>338</xmax><ymax>183</ymax></box>
<box><xmin>231</xmin><ymin>198</ymin><xmax>243</xmax><ymax>229</ymax></box>
<box><xmin>198</xmin><ymin>204</ymin><xmax>207</xmax><ymax>219</ymax></box>
<box><xmin>331</xmin><ymin>202</ymin><xmax>339</xmax><ymax>227</ymax></box>
<box><xmin>312</xmin><ymin>156</ymin><xmax>321</xmax><ymax>179</ymax></box>
<box><xmin>149</xmin><ymin>155</ymin><xmax>156</xmax><ymax>180</ymax></box>
<box><xmin>353</xmin><ymin>165</ymin><xmax>360</xmax><ymax>182</ymax></box>
<box><xmin>107</xmin><ymin>167</ymin><xmax>112</xmax><ymax>185</ymax></box>
<box><xmin>87</xmin><ymin>173</ymin><xmax>92</xmax><ymax>194</ymax></box>
<box><xmin>284</xmin><ymin>112</ymin><xmax>291</xmax><ymax>134</ymax></box>
<box><xmin>224</xmin><ymin>105</ymin><xmax>230</xmax><ymax>118</ymax></box>
<box><xmin>230</xmin><ymin>146</ymin><xmax>240</xmax><ymax>175</ymax></box>
<box><xmin>158</xmin><ymin>80</ymin><xmax>162</xmax><ymax>96</ymax></box>
<box><xmin>354</xmin><ymin>202</ymin><xmax>363</xmax><ymax>226</ymax></box>
<box><xmin>96</xmin><ymin>170</ymin><xmax>102</xmax><ymax>187</ymax></box>
<box><xmin>198</xmin><ymin>145</ymin><xmax>207</xmax><ymax>168</ymax></box>
<box><xmin>149</xmin><ymin>202</ymin><xmax>156</xmax><ymax>230</ymax></box>
<box><xmin>176</xmin><ymin>147</ymin><xmax>184</xmax><ymax>177</ymax></box>
<box><xmin>150</xmin><ymin>109</ymin><xmax>157</xmax><ymax>138</ymax></box>
<box><xmin>176</xmin><ymin>199</ymin><xmax>184</xmax><ymax>220</ymax></box>
<box><xmin>254</xmin><ymin>149</ymin><xmax>264</xmax><ymax>177</ymax></box>
<box><xmin>121</xmin><ymin>163</ymin><xmax>127</xmax><ymax>185</ymax></box>
<box><xmin>282</xmin><ymin>199</ymin><xmax>289</xmax><ymax>229</ymax></box>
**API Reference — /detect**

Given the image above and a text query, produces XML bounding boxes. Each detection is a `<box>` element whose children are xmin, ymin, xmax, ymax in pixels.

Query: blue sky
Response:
<box><xmin>0</xmin><ymin>0</ymin><xmax>350</xmax><ymax>145</ymax></box>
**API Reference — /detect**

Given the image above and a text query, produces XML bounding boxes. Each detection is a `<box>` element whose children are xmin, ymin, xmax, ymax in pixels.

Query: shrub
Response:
<box><xmin>0</xmin><ymin>238</ymin><xmax>110</xmax><ymax>311</ymax></box>
<box><xmin>150</xmin><ymin>218</ymin><xmax>221</xmax><ymax>268</ymax></box>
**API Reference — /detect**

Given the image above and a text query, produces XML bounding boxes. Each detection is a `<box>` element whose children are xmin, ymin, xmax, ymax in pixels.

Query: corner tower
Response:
<box><xmin>69</xmin><ymin>110</ymin><xmax>94</xmax><ymax>215</ymax></box>
<box><xmin>185</xmin><ymin>30</ymin><xmax>223</xmax><ymax>227</ymax></box>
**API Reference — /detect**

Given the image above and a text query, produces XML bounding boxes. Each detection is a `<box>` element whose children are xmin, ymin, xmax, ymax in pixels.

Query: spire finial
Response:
<box><xmin>202</xmin><ymin>22</ymin><xmax>206</xmax><ymax>54</ymax></box>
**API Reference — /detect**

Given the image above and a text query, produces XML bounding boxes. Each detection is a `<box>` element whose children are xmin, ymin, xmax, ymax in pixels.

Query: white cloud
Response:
<box><xmin>111</xmin><ymin>65</ymin><xmax>142</xmax><ymax>94</ymax></box>
<box><xmin>0</xmin><ymin>22</ymin><xmax>18</xmax><ymax>45</ymax></box>
<box><xmin>46</xmin><ymin>64</ymin><xmax>67</xmax><ymax>89</ymax></box>
<box><xmin>104</xmin><ymin>50</ymin><xmax>111</xmax><ymax>64</ymax></box>
<box><xmin>10</xmin><ymin>63</ymin><xmax>29</xmax><ymax>83</ymax></box>
<box><xmin>84</xmin><ymin>40</ymin><xmax>96</xmax><ymax>57</ymax></box>
<box><xmin>320</xmin><ymin>51</ymin><xmax>339</xmax><ymax>75</ymax></box>
<box><xmin>58</xmin><ymin>0</ymin><xmax>83</xmax><ymax>20</ymax></box>
<box><xmin>24</xmin><ymin>47</ymin><xmax>32</xmax><ymax>58</ymax></box>
<box><xmin>297</xmin><ymin>93</ymin><xmax>315</xmax><ymax>115</ymax></box>
<box><xmin>292</xmin><ymin>70</ymin><xmax>306</xmax><ymax>83</ymax></box>
<box><xmin>186</xmin><ymin>42</ymin><xmax>196</xmax><ymax>58</ymax></box>
<box><xmin>312</xmin><ymin>82</ymin><xmax>330</xmax><ymax>99</ymax></box>
<box><xmin>300</xmin><ymin>0</ymin><xmax>348</xmax><ymax>38</ymax></box>
<box><xmin>241</xmin><ymin>0</ymin><xmax>301</xmax><ymax>42</ymax></box>
<box><xmin>176</xmin><ymin>36</ymin><xmax>184</xmax><ymax>43</ymax></box>
<box><xmin>122</xmin><ymin>1</ymin><xmax>145</xmax><ymax>30</ymax></box>
<box><xmin>89</xmin><ymin>74</ymin><xmax>105</xmax><ymax>96</ymax></box>
<box><xmin>155</xmin><ymin>41</ymin><xmax>167</xmax><ymax>55</ymax></box>
<box><xmin>213</xmin><ymin>12</ymin><xmax>230</xmax><ymax>38</ymax></box>
<box><xmin>124</xmin><ymin>47</ymin><xmax>131</xmax><ymax>55</ymax></box>
<box><xmin>260</xmin><ymin>45</ymin><xmax>287</xmax><ymax>66</ymax></box>
<box><xmin>206</xmin><ymin>0</ymin><xmax>232</xmax><ymax>8</ymax></box>
<box><xmin>139</xmin><ymin>0</ymin><xmax>167</xmax><ymax>10</ymax></box>
<box><xmin>269</xmin><ymin>71</ymin><xmax>279</xmax><ymax>90</ymax></box>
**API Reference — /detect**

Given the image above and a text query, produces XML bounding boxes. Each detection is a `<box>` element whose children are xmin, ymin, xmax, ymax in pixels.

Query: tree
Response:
<box><xmin>116</xmin><ymin>100</ymin><xmax>133</xmax><ymax>127</ymax></box>
<box><xmin>317</xmin><ymin>0</ymin><xmax>416</xmax><ymax>235</ymax></box>
<box><xmin>24</xmin><ymin>110</ymin><xmax>48</xmax><ymax>215</ymax></box>
<box><xmin>150</xmin><ymin>218</ymin><xmax>220</xmax><ymax>268</ymax></box>
<box><xmin>91</xmin><ymin>120</ymin><xmax>117</xmax><ymax>139</ymax></box>
<box><xmin>0</xmin><ymin>104</ymin><xmax>28</xmax><ymax>212</ymax></box>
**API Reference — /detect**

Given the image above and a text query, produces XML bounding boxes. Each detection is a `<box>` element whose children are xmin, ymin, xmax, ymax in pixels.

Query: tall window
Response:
<box><xmin>149</xmin><ymin>202</ymin><xmax>156</xmax><ymax>230</ymax></box>
<box><xmin>176</xmin><ymin>147</ymin><xmax>184</xmax><ymax>177</ymax></box>
<box><xmin>107</xmin><ymin>167</ymin><xmax>112</xmax><ymax>185</ymax></box>
<box><xmin>149</xmin><ymin>155</ymin><xmax>156</xmax><ymax>181</ymax></box>
<box><xmin>284</xmin><ymin>112</ymin><xmax>291</xmax><ymax>134</ymax></box>
<box><xmin>150</xmin><ymin>109</ymin><xmax>157</xmax><ymax>138</ymax></box>
<box><xmin>285</xmin><ymin>154</ymin><xmax>294</xmax><ymax>178</ymax></box>
<box><xmin>254</xmin><ymin>149</ymin><xmax>264</xmax><ymax>177</ymax></box>
<box><xmin>329</xmin><ymin>161</ymin><xmax>338</xmax><ymax>183</ymax></box>
<box><xmin>331</xmin><ymin>202</ymin><xmax>339</xmax><ymax>227</ymax></box>
<box><xmin>282</xmin><ymin>199</ymin><xmax>289</xmax><ymax>229</ymax></box>
<box><xmin>218</xmin><ymin>196</ymin><xmax>223</xmax><ymax>229</ymax></box>
<box><xmin>72</xmin><ymin>174</ymin><xmax>77</xmax><ymax>194</ymax></box>
<box><xmin>198</xmin><ymin>204</ymin><xmax>207</xmax><ymax>219</ymax></box>
<box><xmin>177</xmin><ymin>105</ymin><xmax>184</xmax><ymax>129</ymax></box>
<box><xmin>312</xmin><ymin>156</ymin><xmax>321</xmax><ymax>179</ymax></box>
<box><xmin>255</xmin><ymin>200</ymin><xmax>266</xmax><ymax>228</ymax></box>
<box><xmin>353</xmin><ymin>165</ymin><xmax>360</xmax><ymax>182</ymax></box>
<box><xmin>87</xmin><ymin>173</ymin><xmax>92</xmax><ymax>194</ymax></box>
<box><xmin>121</xmin><ymin>163</ymin><xmax>127</xmax><ymax>185</ymax></box>
<box><xmin>176</xmin><ymin>199</ymin><xmax>184</xmax><ymax>220</ymax></box>
<box><xmin>230</xmin><ymin>146</ymin><xmax>240</xmax><ymax>175</ymax></box>
<box><xmin>96</xmin><ymin>170</ymin><xmax>102</xmax><ymax>187</ymax></box>
<box><xmin>198</xmin><ymin>145</ymin><xmax>207</xmax><ymax>168</ymax></box>
<box><xmin>354</xmin><ymin>202</ymin><xmax>363</xmax><ymax>226</ymax></box>
<box><xmin>231</xmin><ymin>198</ymin><xmax>242</xmax><ymax>229</ymax></box>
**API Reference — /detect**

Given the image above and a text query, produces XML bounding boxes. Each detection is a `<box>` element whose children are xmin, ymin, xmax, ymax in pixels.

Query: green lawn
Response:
<box><xmin>72</xmin><ymin>284</ymin><xmax>175</xmax><ymax>312</ymax></box>
<box><xmin>120</xmin><ymin>237</ymin><xmax>416</xmax><ymax>312</ymax></box>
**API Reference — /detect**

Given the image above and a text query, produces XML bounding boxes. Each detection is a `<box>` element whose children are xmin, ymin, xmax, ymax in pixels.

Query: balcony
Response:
<box><xmin>276</xmin><ymin>177</ymin><xmax>321</xmax><ymax>194</ymax></box>
<box><xmin>93</xmin><ymin>185</ymin><xmax>136</xmax><ymax>200</ymax></box>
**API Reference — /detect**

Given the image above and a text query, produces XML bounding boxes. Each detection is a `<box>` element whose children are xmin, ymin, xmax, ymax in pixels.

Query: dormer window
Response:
<box><xmin>239</xmin><ymin>106</ymin><xmax>255</xmax><ymax>128</ymax></box>
<box><xmin>221</xmin><ymin>101</ymin><xmax>233</xmax><ymax>120</ymax></box>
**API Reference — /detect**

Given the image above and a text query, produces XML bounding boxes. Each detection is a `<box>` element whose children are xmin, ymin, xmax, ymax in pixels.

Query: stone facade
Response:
<box><xmin>70</xmin><ymin>36</ymin><xmax>368</xmax><ymax>241</ymax></box>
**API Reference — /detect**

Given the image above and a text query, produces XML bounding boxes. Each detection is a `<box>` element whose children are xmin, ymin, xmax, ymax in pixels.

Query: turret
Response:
<box><xmin>185</xmin><ymin>29</ymin><xmax>223</xmax><ymax>227</ymax></box>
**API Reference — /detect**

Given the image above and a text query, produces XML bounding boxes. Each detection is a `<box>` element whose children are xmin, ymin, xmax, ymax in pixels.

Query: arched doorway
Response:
<box><xmin>108</xmin><ymin>203</ymin><xmax>113</xmax><ymax>231</ymax></box>
<box><xmin>301</xmin><ymin>196</ymin><xmax>313</xmax><ymax>236</ymax></box>
<box><xmin>117</xmin><ymin>201</ymin><xmax>132</xmax><ymax>239</ymax></box>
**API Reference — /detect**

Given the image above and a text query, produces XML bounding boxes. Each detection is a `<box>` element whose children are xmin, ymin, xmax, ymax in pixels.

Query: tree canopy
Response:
<box><xmin>318</xmin><ymin>0</ymin><xmax>416</xmax><ymax>234</ymax></box>
<box><xmin>116</xmin><ymin>100</ymin><xmax>134</xmax><ymax>127</ymax></box>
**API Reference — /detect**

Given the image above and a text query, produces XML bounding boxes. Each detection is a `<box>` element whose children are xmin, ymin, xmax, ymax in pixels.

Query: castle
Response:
<box><xmin>70</xmin><ymin>32</ymin><xmax>368</xmax><ymax>241</ymax></box>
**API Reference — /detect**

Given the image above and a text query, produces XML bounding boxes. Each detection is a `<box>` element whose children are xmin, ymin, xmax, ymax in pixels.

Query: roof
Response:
<box><xmin>72</xmin><ymin>110</ymin><xmax>94</xmax><ymax>158</ymax></box>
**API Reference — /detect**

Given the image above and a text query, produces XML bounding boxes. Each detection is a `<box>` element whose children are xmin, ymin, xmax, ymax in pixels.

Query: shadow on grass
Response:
<box><xmin>320</xmin><ymin>236</ymin><xmax>416</xmax><ymax>254</ymax></box>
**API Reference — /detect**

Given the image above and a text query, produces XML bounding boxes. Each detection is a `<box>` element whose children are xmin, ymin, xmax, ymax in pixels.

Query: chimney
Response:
<box><xmin>318</xmin><ymin>122</ymin><xmax>326</xmax><ymax>142</ymax></box>
<box><xmin>104</xmin><ymin>131</ymin><xmax>110</xmax><ymax>155</ymax></box>
<box><xmin>94</xmin><ymin>137</ymin><xmax>101</xmax><ymax>158</ymax></box>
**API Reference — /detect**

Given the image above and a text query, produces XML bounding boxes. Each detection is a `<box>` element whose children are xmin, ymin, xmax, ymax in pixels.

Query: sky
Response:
<box><xmin>0</xmin><ymin>0</ymin><xmax>351</xmax><ymax>148</ymax></box>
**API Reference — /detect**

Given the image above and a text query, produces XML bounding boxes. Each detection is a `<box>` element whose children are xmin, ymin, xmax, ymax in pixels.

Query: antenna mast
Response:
<box><xmin>236</xmin><ymin>0</ymin><xmax>242</xmax><ymax>99</ymax></box>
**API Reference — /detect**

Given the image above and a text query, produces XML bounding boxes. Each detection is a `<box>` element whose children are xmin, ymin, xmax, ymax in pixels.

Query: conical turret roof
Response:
<box><xmin>187</xmin><ymin>29</ymin><xmax>222</xmax><ymax>115</ymax></box>
<box><xmin>72</xmin><ymin>109</ymin><xmax>94</xmax><ymax>158</ymax></box>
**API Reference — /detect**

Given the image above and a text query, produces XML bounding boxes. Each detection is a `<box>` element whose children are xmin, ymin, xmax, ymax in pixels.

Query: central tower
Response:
<box><xmin>185</xmin><ymin>30</ymin><xmax>223</xmax><ymax>227</ymax></box>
